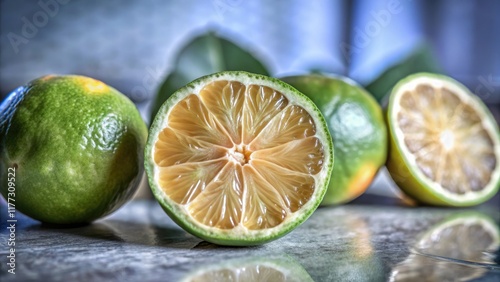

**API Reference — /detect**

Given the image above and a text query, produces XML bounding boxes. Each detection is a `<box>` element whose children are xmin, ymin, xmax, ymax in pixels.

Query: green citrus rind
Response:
<box><xmin>386</xmin><ymin>73</ymin><xmax>500</xmax><ymax>207</ymax></box>
<box><xmin>145</xmin><ymin>71</ymin><xmax>334</xmax><ymax>246</ymax></box>
<box><xmin>282</xmin><ymin>74</ymin><xmax>387</xmax><ymax>205</ymax></box>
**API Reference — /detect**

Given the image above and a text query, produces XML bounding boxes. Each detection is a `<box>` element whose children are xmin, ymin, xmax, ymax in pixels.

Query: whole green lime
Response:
<box><xmin>0</xmin><ymin>75</ymin><xmax>148</xmax><ymax>224</ymax></box>
<box><xmin>282</xmin><ymin>75</ymin><xmax>387</xmax><ymax>205</ymax></box>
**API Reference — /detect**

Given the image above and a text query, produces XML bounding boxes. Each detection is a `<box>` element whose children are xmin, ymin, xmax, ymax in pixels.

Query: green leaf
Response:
<box><xmin>365</xmin><ymin>45</ymin><xmax>442</xmax><ymax>103</ymax></box>
<box><xmin>150</xmin><ymin>32</ymin><xmax>269</xmax><ymax>123</ymax></box>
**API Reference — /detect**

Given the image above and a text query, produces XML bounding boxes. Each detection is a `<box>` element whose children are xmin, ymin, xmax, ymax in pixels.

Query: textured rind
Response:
<box><xmin>145</xmin><ymin>71</ymin><xmax>334</xmax><ymax>245</ymax></box>
<box><xmin>282</xmin><ymin>74</ymin><xmax>387</xmax><ymax>205</ymax></box>
<box><xmin>386</xmin><ymin>73</ymin><xmax>500</xmax><ymax>207</ymax></box>
<box><xmin>0</xmin><ymin>75</ymin><xmax>148</xmax><ymax>224</ymax></box>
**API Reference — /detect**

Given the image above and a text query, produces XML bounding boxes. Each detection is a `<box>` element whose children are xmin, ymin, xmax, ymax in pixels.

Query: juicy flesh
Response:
<box><xmin>397</xmin><ymin>84</ymin><xmax>497</xmax><ymax>194</ymax></box>
<box><xmin>154</xmin><ymin>80</ymin><xmax>325</xmax><ymax>230</ymax></box>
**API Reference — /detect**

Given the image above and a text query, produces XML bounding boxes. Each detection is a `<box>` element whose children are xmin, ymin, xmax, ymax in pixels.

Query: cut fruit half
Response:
<box><xmin>145</xmin><ymin>71</ymin><xmax>333</xmax><ymax>245</ymax></box>
<box><xmin>386</xmin><ymin>73</ymin><xmax>500</xmax><ymax>206</ymax></box>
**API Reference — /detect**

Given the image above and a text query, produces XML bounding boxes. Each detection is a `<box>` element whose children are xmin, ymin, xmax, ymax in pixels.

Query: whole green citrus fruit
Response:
<box><xmin>0</xmin><ymin>75</ymin><xmax>148</xmax><ymax>224</ymax></box>
<box><xmin>282</xmin><ymin>74</ymin><xmax>387</xmax><ymax>205</ymax></box>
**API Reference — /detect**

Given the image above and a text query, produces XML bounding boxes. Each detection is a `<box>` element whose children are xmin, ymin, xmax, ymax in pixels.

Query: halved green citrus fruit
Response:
<box><xmin>0</xmin><ymin>75</ymin><xmax>148</xmax><ymax>224</ymax></box>
<box><xmin>282</xmin><ymin>75</ymin><xmax>387</xmax><ymax>205</ymax></box>
<box><xmin>390</xmin><ymin>212</ymin><xmax>500</xmax><ymax>281</ymax></box>
<box><xmin>145</xmin><ymin>71</ymin><xmax>333</xmax><ymax>245</ymax></box>
<box><xmin>386</xmin><ymin>73</ymin><xmax>500</xmax><ymax>206</ymax></box>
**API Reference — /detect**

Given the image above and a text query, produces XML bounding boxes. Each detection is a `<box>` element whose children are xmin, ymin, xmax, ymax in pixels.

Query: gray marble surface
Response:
<box><xmin>1</xmin><ymin>194</ymin><xmax>499</xmax><ymax>282</ymax></box>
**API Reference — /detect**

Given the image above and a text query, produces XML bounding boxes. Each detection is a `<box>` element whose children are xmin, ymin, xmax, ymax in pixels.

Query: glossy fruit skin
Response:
<box><xmin>0</xmin><ymin>75</ymin><xmax>148</xmax><ymax>224</ymax></box>
<box><xmin>385</xmin><ymin>73</ymin><xmax>500</xmax><ymax>207</ymax></box>
<box><xmin>282</xmin><ymin>75</ymin><xmax>387</xmax><ymax>205</ymax></box>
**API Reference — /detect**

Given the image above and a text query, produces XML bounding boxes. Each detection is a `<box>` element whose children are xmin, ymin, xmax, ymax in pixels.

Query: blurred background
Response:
<box><xmin>1</xmin><ymin>0</ymin><xmax>499</xmax><ymax>202</ymax></box>
<box><xmin>1</xmin><ymin>0</ymin><xmax>499</xmax><ymax>120</ymax></box>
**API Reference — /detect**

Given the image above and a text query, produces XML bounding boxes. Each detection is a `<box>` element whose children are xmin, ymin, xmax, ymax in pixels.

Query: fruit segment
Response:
<box><xmin>250</xmin><ymin>160</ymin><xmax>315</xmax><ymax>213</ymax></box>
<box><xmin>241</xmin><ymin>165</ymin><xmax>288</xmax><ymax>229</ymax></box>
<box><xmin>159</xmin><ymin>160</ymin><xmax>227</xmax><ymax>205</ymax></box>
<box><xmin>397</xmin><ymin>84</ymin><xmax>497</xmax><ymax>194</ymax></box>
<box><xmin>168</xmin><ymin>94</ymin><xmax>233</xmax><ymax>147</ymax></box>
<box><xmin>199</xmin><ymin>81</ymin><xmax>245</xmax><ymax>144</ymax></box>
<box><xmin>251</xmin><ymin>137</ymin><xmax>324</xmax><ymax>175</ymax></box>
<box><xmin>153</xmin><ymin>80</ymin><xmax>326</xmax><ymax>230</ymax></box>
<box><xmin>249</xmin><ymin>105</ymin><xmax>316</xmax><ymax>150</ymax></box>
<box><xmin>242</xmin><ymin>84</ymin><xmax>289</xmax><ymax>144</ymax></box>
<box><xmin>154</xmin><ymin>128</ymin><xmax>227</xmax><ymax>167</ymax></box>
<box><xmin>188</xmin><ymin>163</ymin><xmax>244</xmax><ymax>229</ymax></box>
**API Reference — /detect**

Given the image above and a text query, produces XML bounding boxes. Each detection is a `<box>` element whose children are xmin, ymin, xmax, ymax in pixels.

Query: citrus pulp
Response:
<box><xmin>145</xmin><ymin>71</ymin><xmax>333</xmax><ymax>245</ymax></box>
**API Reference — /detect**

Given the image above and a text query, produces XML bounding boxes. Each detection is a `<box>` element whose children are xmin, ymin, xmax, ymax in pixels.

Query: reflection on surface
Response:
<box><xmin>181</xmin><ymin>255</ymin><xmax>313</xmax><ymax>282</ymax></box>
<box><xmin>347</xmin><ymin>214</ymin><xmax>375</xmax><ymax>260</ymax></box>
<box><xmin>322</xmin><ymin>213</ymin><xmax>385</xmax><ymax>281</ymax></box>
<box><xmin>4</xmin><ymin>199</ymin><xmax>500</xmax><ymax>282</ymax></box>
<box><xmin>46</xmin><ymin>220</ymin><xmax>191</xmax><ymax>246</ymax></box>
<box><xmin>390</xmin><ymin>212</ymin><xmax>500</xmax><ymax>281</ymax></box>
